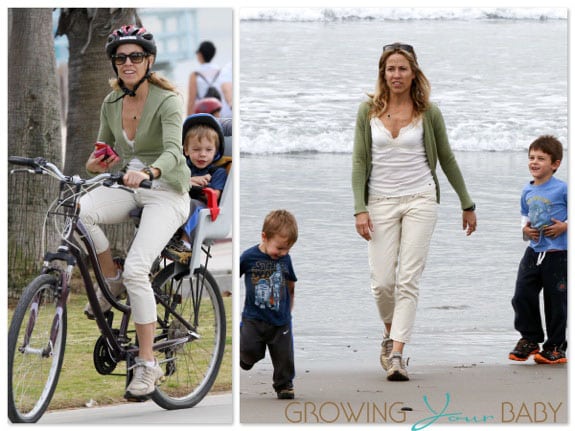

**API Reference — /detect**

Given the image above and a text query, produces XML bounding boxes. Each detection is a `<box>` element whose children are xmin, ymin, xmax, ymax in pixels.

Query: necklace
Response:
<box><xmin>124</xmin><ymin>96</ymin><xmax>145</xmax><ymax>122</ymax></box>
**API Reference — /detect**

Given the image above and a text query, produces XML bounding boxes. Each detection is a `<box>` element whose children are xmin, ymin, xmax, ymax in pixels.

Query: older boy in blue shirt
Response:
<box><xmin>509</xmin><ymin>135</ymin><xmax>567</xmax><ymax>364</ymax></box>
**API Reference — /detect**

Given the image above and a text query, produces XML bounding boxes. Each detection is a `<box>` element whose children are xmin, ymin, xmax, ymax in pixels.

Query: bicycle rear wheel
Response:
<box><xmin>151</xmin><ymin>263</ymin><xmax>226</xmax><ymax>409</ymax></box>
<box><xmin>8</xmin><ymin>274</ymin><xmax>67</xmax><ymax>423</ymax></box>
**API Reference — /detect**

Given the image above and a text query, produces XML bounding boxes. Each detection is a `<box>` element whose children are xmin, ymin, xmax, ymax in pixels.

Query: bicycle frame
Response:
<box><xmin>17</xmin><ymin>161</ymin><xmax>199</xmax><ymax>369</ymax></box>
<box><xmin>10</xmin><ymin>156</ymin><xmax>227</xmax><ymax>421</ymax></box>
<box><xmin>66</xmin><ymin>214</ymin><xmax>200</xmax><ymax>365</ymax></box>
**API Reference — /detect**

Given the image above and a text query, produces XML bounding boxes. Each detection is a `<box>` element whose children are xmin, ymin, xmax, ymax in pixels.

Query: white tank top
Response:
<box><xmin>368</xmin><ymin>117</ymin><xmax>435</xmax><ymax>197</ymax></box>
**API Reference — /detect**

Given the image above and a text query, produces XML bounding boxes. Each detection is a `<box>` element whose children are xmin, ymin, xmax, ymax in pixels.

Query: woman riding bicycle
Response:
<box><xmin>79</xmin><ymin>25</ymin><xmax>190</xmax><ymax>400</ymax></box>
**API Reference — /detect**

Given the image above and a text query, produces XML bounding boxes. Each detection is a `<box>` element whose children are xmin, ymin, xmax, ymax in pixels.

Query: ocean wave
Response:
<box><xmin>239</xmin><ymin>127</ymin><xmax>569</xmax><ymax>155</ymax></box>
<box><xmin>240</xmin><ymin>8</ymin><xmax>567</xmax><ymax>22</ymax></box>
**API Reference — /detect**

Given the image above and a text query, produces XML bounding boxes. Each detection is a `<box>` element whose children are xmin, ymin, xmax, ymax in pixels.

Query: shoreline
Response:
<box><xmin>240</xmin><ymin>360</ymin><xmax>568</xmax><ymax>425</ymax></box>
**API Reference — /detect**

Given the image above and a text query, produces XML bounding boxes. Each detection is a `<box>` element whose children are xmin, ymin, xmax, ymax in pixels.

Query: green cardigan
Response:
<box><xmin>98</xmin><ymin>85</ymin><xmax>190</xmax><ymax>194</ymax></box>
<box><xmin>352</xmin><ymin>100</ymin><xmax>473</xmax><ymax>215</ymax></box>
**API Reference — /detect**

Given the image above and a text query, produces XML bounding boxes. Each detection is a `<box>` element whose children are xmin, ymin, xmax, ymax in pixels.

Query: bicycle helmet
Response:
<box><xmin>194</xmin><ymin>97</ymin><xmax>223</xmax><ymax>115</ymax></box>
<box><xmin>105</xmin><ymin>25</ymin><xmax>157</xmax><ymax>58</ymax></box>
<box><xmin>182</xmin><ymin>113</ymin><xmax>226</xmax><ymax>161</ymax></box>
<box><xmin>106</xmin><ymin>25</ymin><xmax>156</xmax><ymax>100</ymax></box>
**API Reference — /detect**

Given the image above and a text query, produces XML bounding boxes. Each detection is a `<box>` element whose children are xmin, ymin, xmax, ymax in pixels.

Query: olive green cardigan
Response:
<box><xmin>352</xmin><ymin>100</ymin><xmax>473</xmax><ymax>215</ymax></box>
<box><xmin>97</xmin><ymin>84</ymin><xmax>190</xmax><ymax>194</ymax></box>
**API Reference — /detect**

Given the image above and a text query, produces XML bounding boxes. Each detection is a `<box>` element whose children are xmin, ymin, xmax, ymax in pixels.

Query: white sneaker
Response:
<box><xmin>125</xmin><ymin>357</ymin><xmax>164</xmax><ymax>400</ymax></box>
<box><xmin>386</xmin><ymin>353</ymin><xmax>409</xmax><ymax>381</ymax></box>
<box><xmin>380</xmin><ymin>336</ymin><xmax>394</xmax><ymax>371</ymax></box>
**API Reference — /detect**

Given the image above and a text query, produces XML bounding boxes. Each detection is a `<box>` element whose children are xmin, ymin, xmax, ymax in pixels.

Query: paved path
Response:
<box><xmin>208</xmin><ymin>238</ymin><xmax>233</xmax><ymax>293</ymax></box>
<box><xmin>40</xmin><ymin>393</ymin><xmax>232</xmax><ymax>424</ymax></box>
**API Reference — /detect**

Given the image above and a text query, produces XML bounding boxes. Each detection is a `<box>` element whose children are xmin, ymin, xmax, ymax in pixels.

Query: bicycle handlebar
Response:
<box><xmin>8</xmin><ymin>156</ymin><xmax>152</xmax><ymax>189</ymax></box>
<box><xmin>8</xmin><ymin>156</ymin><xmax>41</xmax><ymax>168</ymax></box>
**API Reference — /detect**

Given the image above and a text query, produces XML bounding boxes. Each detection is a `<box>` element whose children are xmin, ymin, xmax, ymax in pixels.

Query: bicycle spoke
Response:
<box><xmin>151</xmin><ymin>263</ymin><xmax>226</xmax><ymax>409</ymax></box>
<box><xmin>8</xmin><ymin>275</ymin><xmax>67</xmax><ymax>423</ymax></box>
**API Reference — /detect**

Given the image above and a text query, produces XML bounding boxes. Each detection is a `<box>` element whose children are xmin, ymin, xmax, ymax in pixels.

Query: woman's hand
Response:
<box><xmin>86</xmin><ymin>151</ymin><xmax>120</xmax><ymax>174</ymax></box>
<box><xmin>123</xmin><ymin>170</ymin><xmax>149</xmax><ymax>189</ymax></box>
<box><xmin>190</xmin><ymin>174</ymin><xmax>212</xmax><ymax>187</ymax></box>
<box><xmin>462</xmin><ymin>210</ymin><xmax>477</xmax><ymax>236</ymax></box>
<box><xmin>355</xmin><ymin>212</ymin><xmax>373</xmax><ymax>241</ymax></box>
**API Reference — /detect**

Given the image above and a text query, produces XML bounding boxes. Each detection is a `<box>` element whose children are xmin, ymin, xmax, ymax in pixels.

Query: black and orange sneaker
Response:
<box><xmin>509</xmin><ymin>338</ymin><xmax>540</xmax><ymax>361</ymax></box>
<box><xmin>534</xmin><ymin>348</ymin><xmax>567</xmax><ymax>364</ymax></box>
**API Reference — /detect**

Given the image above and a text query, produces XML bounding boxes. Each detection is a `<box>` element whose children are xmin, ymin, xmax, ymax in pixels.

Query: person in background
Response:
<box><xmin>80</xmin><ymin>25</ymin><xmax>190</xmax><ymax>400</ymax></box>
<box><xmin>352</xmin><ymin>42</ymin><xmax>476</xmax><ymax>382</ymax></box>
<box><xmin>509</xmin><ymin>135</ymin><xmax>567</xmax><ymax>365</ymax></box>
<box><xmin>217</xmin><ymin>61</ymin><xmax>232</xmax><ymax>118</ymax></box>
<box><xmin>187</xmin><ymin>40</ymin><xmax>221</xmax><ymax>115</ymax></box>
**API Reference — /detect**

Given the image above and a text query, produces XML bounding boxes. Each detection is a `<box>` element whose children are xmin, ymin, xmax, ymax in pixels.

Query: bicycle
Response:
<box><xmin>7</xmin><ymin>156</ymin><xmax>227</xmax><ymax>423</ymax></box>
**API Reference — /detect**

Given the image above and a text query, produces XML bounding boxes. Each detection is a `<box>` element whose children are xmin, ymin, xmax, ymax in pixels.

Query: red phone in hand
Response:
<box><xmin>94</xmin><ymin>142</ymin><xmax>119</xmax><ymax>161</ymax></box>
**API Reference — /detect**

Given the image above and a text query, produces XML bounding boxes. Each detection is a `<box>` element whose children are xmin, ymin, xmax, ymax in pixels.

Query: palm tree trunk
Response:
<box><xmin>8</xmin><ymin>8</ymin><xmax>62</xmax><ymax>294</ymax></box>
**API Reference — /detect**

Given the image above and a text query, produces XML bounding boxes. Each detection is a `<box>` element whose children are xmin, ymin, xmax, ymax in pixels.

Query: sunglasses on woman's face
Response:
<box><xmin>383</xmin><ymin>43</ymin><xmax>415</xmax><ymax>54</ymax></box>
<box><xmin>112</xmin><ymin>52</ymin><xmax>149</xmax><ymax>66</ymax></box>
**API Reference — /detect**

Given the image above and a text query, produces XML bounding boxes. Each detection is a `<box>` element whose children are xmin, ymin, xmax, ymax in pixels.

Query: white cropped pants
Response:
<box><xmin>367</xmin><ymin>188</ymin><xmax>438</xmax><ymax>344</ymax></box>
<box><xmin>80</xmin><ymin>186</ymin><xmax>189</xmax><ymax>324</ymax></box>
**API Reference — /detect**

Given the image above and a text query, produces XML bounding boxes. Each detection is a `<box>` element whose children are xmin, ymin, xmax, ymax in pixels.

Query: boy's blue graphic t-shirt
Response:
<box><xmin>241</xmin><ymin>244</ymin><xmax>297</xmax><ymax>326</ymax></box>
<box><xmin>521</xmin><ymin>176</ymin><xmax>567</xmax><ymax>252</ymax></box>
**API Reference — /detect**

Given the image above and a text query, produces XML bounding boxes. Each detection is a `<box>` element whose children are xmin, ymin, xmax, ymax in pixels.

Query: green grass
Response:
<box><xmin>8</xmin><ymin>290</ymin><xmax>232</xmax><ymax>411</ymax></box>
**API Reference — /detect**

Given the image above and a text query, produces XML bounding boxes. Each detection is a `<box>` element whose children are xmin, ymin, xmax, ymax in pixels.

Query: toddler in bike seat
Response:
<box><xmin>162</xmin><ymin>113</ymin><xmax>228</xmax><ymax>264</ymax></box>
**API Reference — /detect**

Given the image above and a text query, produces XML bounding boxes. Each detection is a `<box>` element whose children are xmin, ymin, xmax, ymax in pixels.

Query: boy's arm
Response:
<box><xmin>288</xmin><ymin>280</ymin><xmax>295</xmax><ymax>312</ymax></box>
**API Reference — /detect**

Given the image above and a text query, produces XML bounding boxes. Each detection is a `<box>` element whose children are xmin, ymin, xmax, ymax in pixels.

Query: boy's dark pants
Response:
<box><xmin>512</xmin><ymin>248</ymin><xmax>567</xmax><ymax>351</ymax></box>
<box><xmin>240</xmin><ymin>319</ymin><xmax>295</xmax><ymax>392</ymax></box>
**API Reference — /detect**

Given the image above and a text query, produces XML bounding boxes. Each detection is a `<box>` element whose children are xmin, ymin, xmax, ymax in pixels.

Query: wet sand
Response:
<box><xmin>240</xmin><ymin>359</ymin><xmax>568</xmax><ymax>426</ymax></box>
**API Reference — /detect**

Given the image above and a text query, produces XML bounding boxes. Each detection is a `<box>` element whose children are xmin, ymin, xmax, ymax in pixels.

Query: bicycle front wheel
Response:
<box><xmin>8</xmin><ymin>274</ymin><xmax>67</xmax><ymax>423</ymax></box>
<box><xmin>151</xmin><ymin>263</ymin><xmax>226</xmax><ymax>410</ymax></box>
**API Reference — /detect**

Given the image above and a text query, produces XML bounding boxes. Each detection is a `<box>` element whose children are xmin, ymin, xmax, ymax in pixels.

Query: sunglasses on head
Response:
<box><xmin>111</xmin><ymin>52</ymin><xmax>149</xmax><ymax>66</ymax></box>
<box><xmin>383</xmin><ymin>43</ymin><xmax>415</xmax><ymax>54</ymax></box>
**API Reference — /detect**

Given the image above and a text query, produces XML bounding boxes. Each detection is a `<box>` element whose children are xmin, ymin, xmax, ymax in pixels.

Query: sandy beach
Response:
<box><xmin>238</xmin><ymin>13</ymin><xmax>569</xmax><ymax>429</ymax></box>
<box><xmin>238</xmin><ymin>152</ymin><xmax>569</xmax><ymax>428</ymax></box>
<box><xmin>240</xmin><ymin>360</ymin><xmax>567</xmax><ymax>425</ymax></box>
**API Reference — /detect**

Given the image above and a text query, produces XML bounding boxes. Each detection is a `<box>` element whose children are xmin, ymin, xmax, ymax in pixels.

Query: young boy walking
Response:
<box><xmin>509</xmin><ymin>135</ymin><xmax>568</xmax><ymax>364</ymax></box>
<box><xmin>240</xmin><ymin>210</ymin><xmax>298</xmax><ymax>399</ymax></box>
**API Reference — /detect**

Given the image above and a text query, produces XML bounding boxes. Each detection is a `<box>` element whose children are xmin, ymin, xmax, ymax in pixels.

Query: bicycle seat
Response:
<box><xmin>188</xmin><ymin>117</ymin><xmax>232</xmax><ymax>272</ymax></box>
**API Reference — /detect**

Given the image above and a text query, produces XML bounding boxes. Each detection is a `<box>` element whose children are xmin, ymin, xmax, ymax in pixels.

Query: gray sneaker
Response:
<box><xmin>387</xmin><ymin>353</ymin><xmax>409</xmax><ymax>381</ymax></box>
<box><xmin>380</xmin><ymin>336</ymin><xmax>394</xmax><ymax>371</ymax></box>
<box><xmin>84</xmin><ymin>276</ymin><xmax>126</xmax><ymax>319</ymax></box>
<box><xmin>125</xmin><ymin>357</ymin><xmax>164</xmax><ymax>400</ymax></box>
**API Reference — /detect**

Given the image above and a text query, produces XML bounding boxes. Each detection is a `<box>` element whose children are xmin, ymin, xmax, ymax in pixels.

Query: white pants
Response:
<box><xmin>80</xmin><ymin>186</ymin><xmax>190</xmax><ymax>324</ymax></box>
<box><xmin>367</xmin><ymin>188</ymin><xmax>438</xmax><ymax>344</ymax></box>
